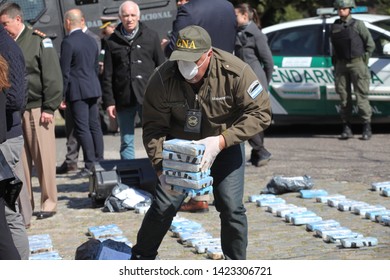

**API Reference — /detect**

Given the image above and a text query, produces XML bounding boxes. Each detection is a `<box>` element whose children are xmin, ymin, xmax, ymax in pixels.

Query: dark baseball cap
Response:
<box><xmin>169</xmin><ymin>25</ymin><xmax>211</xmax><ymax>62</ymax></box>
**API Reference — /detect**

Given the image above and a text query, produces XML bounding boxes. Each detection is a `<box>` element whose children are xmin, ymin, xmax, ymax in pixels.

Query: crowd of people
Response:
<box><xmin>0</xmin><ymin>0</ymin><xmax>374</xmax><ymax>260</ymax></box>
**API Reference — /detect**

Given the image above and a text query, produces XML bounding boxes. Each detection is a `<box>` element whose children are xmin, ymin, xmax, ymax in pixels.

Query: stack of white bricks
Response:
<box><xmin>248</xmin><ymin>188</ymin><xmax>379</xmax><ymax>248</ymax></box>
<box><xmin>28</xmin><ymin>234</ymin><xmax>62</xmax><ymax>260</ymax></box>
<box><xmin>170</xmin><ymin>216</ymin><xmax>223</xmax><ymax>259</ymax></box>
<box><xmin>162</xmin><ymin>139</ymin><xmax>213</xmax><ymax>197</ymax></box>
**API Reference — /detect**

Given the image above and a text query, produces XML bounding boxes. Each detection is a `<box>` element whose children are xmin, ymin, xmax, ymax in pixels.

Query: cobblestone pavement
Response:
<box><xmin>26</xmin><ymin>124</ymin><xmax>390</xmax><ymax>260</ymax></box>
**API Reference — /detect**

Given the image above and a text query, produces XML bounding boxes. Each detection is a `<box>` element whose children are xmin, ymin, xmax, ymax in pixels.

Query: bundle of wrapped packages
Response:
<box><xmin>162</xmin><ymin>139</ymin><xmax>213</xmax><ymax>197</ymax></box>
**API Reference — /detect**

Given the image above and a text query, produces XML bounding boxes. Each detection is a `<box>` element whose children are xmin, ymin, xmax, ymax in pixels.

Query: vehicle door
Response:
<box><xmin>266</xmin><ymin>22</ymin><xmax>333</xmax><ymax>124</ymax></box>
<box><xmin>365</xmin><ymin>21</ymin><xmax>390</xmax><ymax>119</ymax></box>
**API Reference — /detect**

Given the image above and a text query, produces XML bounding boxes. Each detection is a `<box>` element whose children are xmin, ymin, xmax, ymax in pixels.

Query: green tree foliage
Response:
<box><xmin>229</xmin><ymin>0</ymin><xmax>390</xmax><ymax>27</ymax></box>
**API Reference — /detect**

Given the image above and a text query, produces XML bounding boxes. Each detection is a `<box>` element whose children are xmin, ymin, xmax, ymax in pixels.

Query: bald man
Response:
<box><xmin>59</xmin><ymin>9</ymin><xmax>104</xmax><ymax>178</ymax></box>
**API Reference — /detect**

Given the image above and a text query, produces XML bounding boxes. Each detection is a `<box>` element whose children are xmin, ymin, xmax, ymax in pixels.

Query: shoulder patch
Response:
<box><xmin>42</xmin><ymin>38</ymin><xmax>54</xmax><ymax>48</ymax></box>
<box><xmin>33</xmin><ymin>29</ymin><xmax>47</xmax><ymax>38</ymax></box>
<box><xmin>247</xmin><ymin>80</ymin><xmax>263</xmax><ymax>99</ymax></box>
<box><xmin>220</xmin><ymin>61</ymin><xmax>243</xmax><ymax>75</ymax></box>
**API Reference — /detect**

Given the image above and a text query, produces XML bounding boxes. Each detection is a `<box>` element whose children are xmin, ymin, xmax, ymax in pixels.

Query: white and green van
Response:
<box><xmin>263</xmin><ymin>8</ymin><xmax>390</xmax><ymax>125</ymax></box>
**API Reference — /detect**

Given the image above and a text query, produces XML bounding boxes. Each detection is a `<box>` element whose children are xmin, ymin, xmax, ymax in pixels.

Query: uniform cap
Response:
<box><xmin>99</xmin><ymin>16</ymin><xmax>119</xmax><ymax>29</ymax></box>
<box><xmin>169</xmin><ymin>25</ymin><xmax>211</xmax><ymax>62</ymax></box>
<box><xmin>99</xmin><ymin>21</ymin><xmax>118</xmax><ymax>29</ymax></box>
<box><xmin>334</xmin><ymin>0</ymin><xmax>356</xmax><ymax>9</ymax></box>
<box><xmin>99</xmin><ymin>21</ymin><xmax>112</xmax><ymax>29</ymax></box>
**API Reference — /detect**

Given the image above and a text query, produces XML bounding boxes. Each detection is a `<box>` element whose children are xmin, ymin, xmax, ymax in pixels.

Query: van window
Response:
<box><xmin>75</xmin><ymin>0</ymin><xmax>99</xmax><ymax>5</ymax></box>
<box><xmin>372</xmin><ymin>19</ymin><xmax>390</xmax><ymax>33</ymax></box>
<box><xmin>268</xmin><ymin>25</ymin><xmax>323</xmax><ymax>56</ymax></box>
<box><xmin>370</xmin><ymin>29</ymin><xmax>390</xmax><ymax>57</ymax></box>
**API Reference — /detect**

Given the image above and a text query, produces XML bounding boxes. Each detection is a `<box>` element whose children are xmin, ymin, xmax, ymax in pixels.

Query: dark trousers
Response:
<box><xmin>131</xmin><ymin>143</ymin><xmax>247</xmax><ymax>260</ymax></box>
<box><xmin>64</xmin><ymin>105</ymin><xmax>81</xmax><ymax>166</ymax></box>
<box><xmin>0</xmin><ymin>197</ymin><xmax>20</xmax><ymax>260</ymax></box>
<box><xmin>248</xmin><ymin>131</ymin><xmax>265</xmax><ymax>157</ymax></box>
<box><xmin>69</xmin><ymin>98</ymin><xmax>104</xmax><ymax>170</ymax></box>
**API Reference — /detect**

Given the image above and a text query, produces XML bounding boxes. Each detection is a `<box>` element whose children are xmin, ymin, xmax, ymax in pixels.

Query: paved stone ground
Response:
<box><xmin>26</xmin><ymin>124</ymin><xmax>390</xmax><ymax>260</ymax></box>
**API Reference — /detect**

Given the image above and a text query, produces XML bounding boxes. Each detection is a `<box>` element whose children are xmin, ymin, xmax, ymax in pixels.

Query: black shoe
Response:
<box><xmin>56</xmin><ymin>162</ymin><xmax>78</xmax><ymax>174</ymax></box>
<box><xmin>339</xmin><ymin>123</ymin><xmax>353</xmax><ymax>140</ymax></box>
<box><xmin>253</xmin><ymin>154</ymin><xmax>272</xmax><ymax>167</ymax></box>
<box><xmin>36</xmin><ymin>211</ymin><xmax>56</xmax><ymax>220</ymax></box>
<box><xmin>77</xmin><ymin>168</ymin><xmax>92</xmax><ymax>178</ymax></box>
<box><xmin>361</xmin><ymin>123</ymin><xmax>372</xmax><ymax>140</ymax></box>
<box><xmin>250</xmin><ymin>148</ymin><xmax>272</xmax><ymax>167</ymax></box>
<box><xmin>130</xmin><ymin>253</ymin><xmax>159</xmax><ymax>260</ymax></box>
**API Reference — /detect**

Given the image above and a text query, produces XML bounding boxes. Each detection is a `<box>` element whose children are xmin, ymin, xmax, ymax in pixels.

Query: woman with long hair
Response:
<box><xmin>235</xmin><ymin>3</ymin><xmax>274</xmax><ymax>167</ymax></box>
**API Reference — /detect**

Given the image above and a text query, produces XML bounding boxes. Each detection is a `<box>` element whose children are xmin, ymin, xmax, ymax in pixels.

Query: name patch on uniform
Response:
<box><xmin>42</xmin><ymin>38</ymin><xmax>53</xmax><ymax>48</ymax></box>
<box><xmin>247</xmin><ymin>80</ymin><xmax>263</xmax><ymax>99</ymax></box>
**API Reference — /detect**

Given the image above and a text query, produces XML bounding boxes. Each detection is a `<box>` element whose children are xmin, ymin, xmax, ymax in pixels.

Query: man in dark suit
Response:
<box><xmin>60</xmin><ymin>8</ymin><xmax>104</xmax><ymax>177</ymax></box>
<box><xmin>82</xmin><ymin>18</ymin><xmax>101</xmax><ymax>50</ymax></box>
<box><xmin>57</xmin><ymin>14</ymin><xmax>103</xmax><ymax>175</ymax></box>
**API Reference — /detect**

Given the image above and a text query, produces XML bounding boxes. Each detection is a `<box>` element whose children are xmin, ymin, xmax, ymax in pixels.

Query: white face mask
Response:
<box><xmin>177</xmin><ymin>52</ymin><xmax>209</xmax><ymax>81</ymax></box>
<box><xmin>178</xmin><ymin>61</ymin><xmax>198</xmax><ymax>80</ymax></box>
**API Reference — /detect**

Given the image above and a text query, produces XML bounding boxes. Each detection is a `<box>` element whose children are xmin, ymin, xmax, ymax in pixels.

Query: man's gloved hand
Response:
<box><xmin>192</xmin><ymin>135</ymin><xmax>222</xmax><ymax>171</ymax></box>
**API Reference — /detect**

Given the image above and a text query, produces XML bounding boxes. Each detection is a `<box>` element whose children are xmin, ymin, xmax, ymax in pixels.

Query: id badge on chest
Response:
<box><xmin>184</xmin><ymin>109</ymin><xmax>202</xmax><ymax>133</ymax></box>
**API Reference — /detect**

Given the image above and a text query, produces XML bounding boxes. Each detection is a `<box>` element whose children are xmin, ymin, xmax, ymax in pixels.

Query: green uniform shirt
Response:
<box><xmin>353</xmin><ymin>17</ymin><xmax>375</xmax><ymax>58</ymax></box>
<box><xmin>143</xmin><ymin>48</ymin><xmax>272</xmax><ymax>171</ymax></box>
<box><xmin>16</xmin><ymin>25</ymin><xmax>63</xmax><ymax>114</ymax></box>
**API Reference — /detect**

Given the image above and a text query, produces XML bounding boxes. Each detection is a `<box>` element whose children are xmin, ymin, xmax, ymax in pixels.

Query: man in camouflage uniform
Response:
<box><xmin>331</xmin><ymin>0</ymin><xmax>375</xmax><ymax>140</ymax></box>
<box><xmin>0</xmin><ymin>3</ymin><xmax>63</xmax><ymax>220</ymax></box>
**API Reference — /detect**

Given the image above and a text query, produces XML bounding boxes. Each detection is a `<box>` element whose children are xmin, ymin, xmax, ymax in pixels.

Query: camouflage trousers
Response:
<box><xmin>335</xmin><ymin>58</ymin><xmax>372</xmax><ymax>123</ymax></box>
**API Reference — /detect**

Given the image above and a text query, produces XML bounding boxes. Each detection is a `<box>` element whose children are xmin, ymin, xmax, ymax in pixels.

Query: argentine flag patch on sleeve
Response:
<box><xmin>42</xmin><ymin>38</ymin><xmax>53</xmax><ymax>48</ymax></box>
<box><xmin>247</xmin><ymin>80</ymin><xmax>263</xmax><ymax>99</ymax></box>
